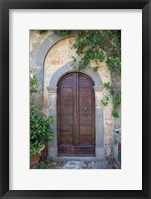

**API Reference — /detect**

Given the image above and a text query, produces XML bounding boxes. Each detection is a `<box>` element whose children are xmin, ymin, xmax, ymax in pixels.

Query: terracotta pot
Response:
<box><xmin>30</xmin><ymin>153</ymin><xmax>41</xmax><ymax>169</ymax></box>
<box><xmin>30</xmin><ymin>144</ymin><xmax>45</xmax><ymax>169</ymax></box>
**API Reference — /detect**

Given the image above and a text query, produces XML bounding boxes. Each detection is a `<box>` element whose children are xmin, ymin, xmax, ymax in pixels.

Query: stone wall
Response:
<box><xmin>30</xmin><ymin>30</ymin><xmax>121</xmax><ymax>157</ymax></box>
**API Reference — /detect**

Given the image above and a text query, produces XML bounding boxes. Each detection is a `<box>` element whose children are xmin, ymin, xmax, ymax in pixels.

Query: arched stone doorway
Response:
<box><xmin>47</xmin><ymin>62</ymin><xmax>104</xmax><ymax>159</ymax></box>
<box><xmin>57</xmin><ymin>72</ymin><xmax>95</xmax><ymax>156</ymax></box>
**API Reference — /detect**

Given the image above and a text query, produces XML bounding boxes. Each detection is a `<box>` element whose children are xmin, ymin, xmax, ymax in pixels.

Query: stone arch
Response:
<box><xmin>35</xmin><ymin>32</ymin><xmax>76</xmax><ymax>89</ymax></box>
<box><xmin>47</xmin><ymin>61</ymin><xmax>103</xmax><ymax>92</ymax></box>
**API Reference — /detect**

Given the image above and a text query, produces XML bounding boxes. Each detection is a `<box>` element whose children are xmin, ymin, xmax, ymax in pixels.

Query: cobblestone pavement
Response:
<box><xmin>50</xmin><ymin>158</ymin><xmax>117</xmax><ymax>169</ymax></box>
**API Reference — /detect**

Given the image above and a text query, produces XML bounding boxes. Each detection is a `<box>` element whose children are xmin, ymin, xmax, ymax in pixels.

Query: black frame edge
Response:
<box><xmin>0</xmin><ymin>0</ymin><xmax>2</xmax><ymax>197</ymax></box>
<box><xmin>142</xmin><ymin>1</ymin><xmax>150</xmax><ymax>198</ymax></box>
<box><xmin>0</xmin><ymin>0</ymin><xmax>149</xmax><ymax>9</ymax></box>
<box><xmin>0</xmin><ymin>0</ymin><xmax>150</xmax><ymax>199</ymax></box>
<box><xmin>1</xmin><ymin>1</ymin><xmax>9</xmax><ymax>199</ymax></box>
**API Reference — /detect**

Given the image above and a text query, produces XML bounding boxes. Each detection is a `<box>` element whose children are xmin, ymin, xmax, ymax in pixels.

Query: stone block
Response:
<box><xmin>95</xmin><ymin>147</ymin><xmax>105</xmax><ymax>159</ymax></box>
<box><xmin>48</xmin><ymin>146</ymin><xmax>58</xmax><ymax>158</ymax></box>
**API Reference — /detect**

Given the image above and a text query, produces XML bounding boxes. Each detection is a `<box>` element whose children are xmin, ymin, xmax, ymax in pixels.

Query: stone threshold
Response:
<box><xmin>48</xmin><ymin>156</ymin><xmax>106</xmax><ymax>161</ymax></box>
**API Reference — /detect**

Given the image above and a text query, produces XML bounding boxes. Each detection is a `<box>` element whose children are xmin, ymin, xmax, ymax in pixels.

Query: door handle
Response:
<box><xmin>82</xmin><ymin>107</ymin><xmax>89</xmax><ymax>116</ymax></box>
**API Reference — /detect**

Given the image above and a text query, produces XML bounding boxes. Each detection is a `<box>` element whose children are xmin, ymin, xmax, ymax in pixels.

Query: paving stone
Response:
<box><xmin>63</xmin><ymin>165</ymin><xmax>79</xmax><ymax>169</ymax></box>
<box><xmin>106</xmin><ymin>164</ymin><xmax>114</xmax><ymax>169</ymax></box>
<box><xmin>92</xmin><ymin>162</ymin><xmax>106</xmax><ymax>169</ymax></box>
<box><xmin>88</xmin><ymin>163</ymin><xmax>92</xmax><ymax>169</ymax></box>
<box><xmin>63</xmin><ymin>161</ymin><xmax>80</xmax><ymax>169</ymax></box>
<box><xmin>52</xmin><ymin>162</ymin><xmax>57</xmax><ymax>166</ymax></box>
<box><xmin>68</xmin><ymin>161</ymin><xmax>79</xmax><ymax>166</ymax></box>
<box><xmin>79</xmin><ymin>161</ymin><xmax>87</xmax><ymax>168</ymax></box>
<box><xmin>88</xmin><ymin>161</ymin><xmax>95</xmax><ymax>169</ymax></box>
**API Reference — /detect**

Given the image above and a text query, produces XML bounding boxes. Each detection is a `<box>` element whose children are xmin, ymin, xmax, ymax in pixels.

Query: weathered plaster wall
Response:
<box><xmin>30</xmin><ymin>30</ymin><xmax>120</xmax><ymax>157</ymax></box>
<box><xmin>30</xmin><ymin>31</ymin><xmax>50</xmax><ymax>106</ymax></box>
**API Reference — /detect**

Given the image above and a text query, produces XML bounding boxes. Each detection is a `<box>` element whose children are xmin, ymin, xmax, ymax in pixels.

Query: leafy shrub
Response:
<box><xmin>30</xmin><ymin>141</ymin><xmax>42</xmax><ymax>156</ymax></box>
<box><xmin>30</xmin><ymin>105</ymin><xmax>54</xmax><ymax>156</ymax></box>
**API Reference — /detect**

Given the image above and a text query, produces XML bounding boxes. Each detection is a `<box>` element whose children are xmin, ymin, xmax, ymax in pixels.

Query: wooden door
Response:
<box><xmin>57</xmin><ymin>72</ymin><xmax>95</xmax><ymax>156</ymax></box>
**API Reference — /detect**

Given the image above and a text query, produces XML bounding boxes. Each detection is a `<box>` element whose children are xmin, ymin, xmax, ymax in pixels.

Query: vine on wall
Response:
<box><xmin>37</xmin><ymin>30</ymin><xmax>121</xmax><ymax>118</ymax></box>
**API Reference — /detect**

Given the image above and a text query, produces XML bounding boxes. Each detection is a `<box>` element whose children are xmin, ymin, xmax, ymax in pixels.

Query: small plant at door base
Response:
<box><xmin>36</xmin><ymin>160</ymin><xmax>53</xmax><ymax>169</ymax></box>
<box><xmin>30</xmin><ymin>105</ymin><xmax>54</xmax><ymax>157</ymax></box>
<box><xmin>30</xmin><ymin>141</ymin><xmax>42</xmax><ymax>156</ymax></box>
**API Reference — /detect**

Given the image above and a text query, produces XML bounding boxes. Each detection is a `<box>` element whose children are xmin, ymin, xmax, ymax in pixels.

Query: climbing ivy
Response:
<box><xmin>36</xmin><ymin>29</ymin><xmax>121</xmax><ymax>118</ymax></box>
<box><xmin>107</xmin><ymin>56</ymin><xmax>121</xmax><ymax>76</ymax></box>
<box><xmin>103</xmin><ymin>82</ymin><xmax>115</xmax><ymax>96</ymax></box>
<box><xmin>72</xmin><ymin>30</ymin><xmax>121</xmax><ymax>74</ymax></box>
<box><xmin>102</xmin><ymin>82</ymin><xmax>121</xmax><ymax>118</ymax></box>
<box><xmin>101</xmin><ymin>96</ymin><xmax>109</xmax><ymax>107</ymax></box>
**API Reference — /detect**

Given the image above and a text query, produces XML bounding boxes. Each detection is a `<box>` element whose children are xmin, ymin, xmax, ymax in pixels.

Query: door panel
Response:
<box><xmin>61</xmin><ymin>97</ymin><xmax>73</xmax><ymax>105</ymax></box>
<box><xmin>80</xmin><ymin>126</ymin><xmax>92</xmax><ymax>135</ymax></box>
<box><xmin>61</xmin><ymin>125</ymin><xmax>73</xmax><ymax>131</ymax></box>
<box><xmin>61</xmin><ymin>134</ymin><xmax>73</xmax><ymax>144</ymax></box>
<box><xmin>61</xmin><ymin>106</ymin><xmax>73</xmax><ymax>114</ymax></box>
<box><xmin>80</xmin><ymin>135</ymin><xmax>92</xmax><ymax>144</ymax></box>
<box><xmin>57</xmin><ymin>72</ymin><xmax>95</xmax><ymax>156</ymax></box>
<box><xmin>61</xmin><ymin>88</ymin><xmax>73</xmax><ymax>96</ymax></box>
<box><xmin>79</xmin><ymin>96</ymin><xmax>92</xmax><ymax>105</ymax></box>
<box><xmin>61</xmin><ymin>115</ymin><xmax>73</xmax><ymax>125</ymax></box>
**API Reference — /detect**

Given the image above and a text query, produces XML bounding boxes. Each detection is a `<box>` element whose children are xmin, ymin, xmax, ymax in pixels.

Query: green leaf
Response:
<box><xmin>93</xmin><ymin>66</ymin><xmax>99</xmax><ymax>72</ymax></box>
<box><xmin>112</xmin><ymin>111</ymin><xmax>120</xmax><ymax>118</ymax></box>
<box><xmin>101</xmin><ymin>96</ymin><xmax>109</xmax><ymax>106</ymax></box>
<box><xmin>37</xmin><ymin>30</ymin><xmax>48</xmax><ymax>34</ymax></box>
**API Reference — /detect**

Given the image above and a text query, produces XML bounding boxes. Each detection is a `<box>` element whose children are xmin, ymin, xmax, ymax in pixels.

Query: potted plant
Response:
<box><xmin>30</xmin><ymin>105</ymin><xmax>54</xmax><ymax>169</ymax></box>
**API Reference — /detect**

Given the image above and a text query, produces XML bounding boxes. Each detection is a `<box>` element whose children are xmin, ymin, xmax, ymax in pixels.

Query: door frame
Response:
<box><xmin>47</xmin><ymin>62</ymin><xmax>105</xmax><ymax>160</ymax></box>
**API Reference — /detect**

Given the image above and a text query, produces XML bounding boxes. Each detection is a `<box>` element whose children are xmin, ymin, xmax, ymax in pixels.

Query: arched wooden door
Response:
<box><xmin>57</xmin><ymin>72</ymin><xmax>95</xmax><ymax>156</ymax></box>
